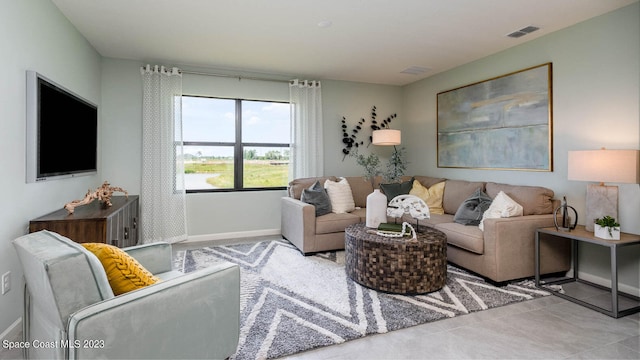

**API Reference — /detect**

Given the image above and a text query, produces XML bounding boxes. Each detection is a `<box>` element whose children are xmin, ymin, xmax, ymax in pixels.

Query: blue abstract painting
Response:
<box><xmin>437</xmin><ymin>63</ymin><xmax>552</xmax><ymax>171</ymax></box>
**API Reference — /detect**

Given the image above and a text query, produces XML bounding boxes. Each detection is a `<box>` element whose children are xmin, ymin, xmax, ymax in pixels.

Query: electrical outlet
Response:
<box><xmin>2</xmin><ymin>271</ymin><xmax>10</xmax><ymax>295</ymax></box>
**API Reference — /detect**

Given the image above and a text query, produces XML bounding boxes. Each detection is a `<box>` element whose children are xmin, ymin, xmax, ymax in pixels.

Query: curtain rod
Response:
<box><xmin>180</xmin><ymin>70</ymin><xmax>292</xmax><ymax>84</ymax></box>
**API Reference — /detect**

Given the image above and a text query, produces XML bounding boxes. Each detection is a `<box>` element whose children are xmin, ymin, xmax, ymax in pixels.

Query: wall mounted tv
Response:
<box><xmin>26</xmin><ymin>71</ymin><xmax>98</xmax><ymax>183</ymax></box>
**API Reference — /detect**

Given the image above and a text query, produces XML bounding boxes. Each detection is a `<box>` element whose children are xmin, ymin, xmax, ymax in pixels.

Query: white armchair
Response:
<box><xmin>13</xmin><ymin>230</ymin><xmax>240</xmax><ymax>359</ymax></box>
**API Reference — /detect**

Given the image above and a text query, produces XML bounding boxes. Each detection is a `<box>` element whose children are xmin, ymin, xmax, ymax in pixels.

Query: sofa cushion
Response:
<box><xmin>479</xmin><ymin>191</ymin><xmax>523</xmax><ymax>231</ymax></box>
<box><xmin>442</xmin><ymin>180</ymin><xmax>486</xmax><ymax>214</ymax></box>
<box><xmin>82</xmin><ymin>243</ymin><xmax>161</xmax><ymax>296</ymax></box>
<box><xmin>300</xmin><ymin>181</ymin><xmax>332</xmax><ymax>217</ymax></box>
<box><xmin>380</xmin><ymin>177</ymin><xmax>414</xmax><ymax>203</ymax></box>
<box><xmin>315</xmin><ymin>212</ymin><xmax>361</xmax><ymax>234</ymax></box>
<box><xmin>485</xmin><ymin>182</ymin><xmax>555</xmax><ymax>215</ymax></box>
<box><xmin>289</xmin><ymin>176</ymin><xmax>337</xmax><ymax>199</ymax></box>
<box><xmin>435</xmin><ymin>222</ymin><xmax>484</xmax><ymax>254</ymax></box>
<box><xmin>453</xmin><ymin>188</ymin><xmax>492</xmax><ymax>226</ymax></box>
<box><xmin>344</xmin><ymin>176</ymin><xmax>374</xmax><ymax>208</ymax></box>
<box><xmin>411</xmin><ymin>213</ymin><xmax>455</xmax><ymax>227</ymax></box>
<box><xmin>350</xmin><ymin>208</ymin><xmax>367</xmax><ymax>223</ymax></box>
<box><xmin>324</xmin><ymin>177</ymin><xmax>356</xmax><ymax>214</ymax></box>
<box><xmin>410</xmin><ymin>180</ymin><xmax>445</xmax><ymax>215</ymax></box>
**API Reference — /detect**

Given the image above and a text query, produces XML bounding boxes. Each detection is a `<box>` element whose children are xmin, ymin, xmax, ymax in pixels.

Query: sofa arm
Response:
<box><xmin>123</xmin><ymin>242</ymin><xmax>173</xmax><ymax>274</ymax></box>
<box><xmin>67</xmin><ymin>262</ymin><xmax>240</xmax><ymax>360</ymax></box>
<box><xmin>281</xmin><ymin>197</ymin><xmax>316</xmax><ymax>254</ymax></box>
<box><xmin>482</xmin><ymin>215</ymin><xmax>569</xmax><ymax>281</ymax></box>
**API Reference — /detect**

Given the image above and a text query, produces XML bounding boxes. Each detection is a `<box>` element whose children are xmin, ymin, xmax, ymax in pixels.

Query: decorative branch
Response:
<box><xmin>64</xmin><ymin>181</ymin><xmax>128</xmax><ymax>214</ymax></box>
<box><xmin>340</xmin><ymin>116</ymin><xmax>365</xmax><ymax>160</ymax></box>
<box><xmin>340</xmin><ymin>105</ymin><xmax>397</xmax><ymax>159</ymax></box>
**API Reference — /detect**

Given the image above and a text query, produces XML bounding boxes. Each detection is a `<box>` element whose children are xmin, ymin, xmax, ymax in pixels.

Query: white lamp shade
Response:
<box><xmin>372</xmin><ymin>129</ymin><xmax>401</xmax><ymax>146</ymax></box>
<box><xmin>568</xmin><ymin>149</ymin><xmax>640</xmax><ymax>184</ymax></box>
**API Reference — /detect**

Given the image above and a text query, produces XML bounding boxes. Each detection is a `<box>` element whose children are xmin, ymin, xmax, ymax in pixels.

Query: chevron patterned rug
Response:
<box><xmin>176</xmin><ymin>239</ymin><xmax>551</xmax><ymax>360</ymax></box>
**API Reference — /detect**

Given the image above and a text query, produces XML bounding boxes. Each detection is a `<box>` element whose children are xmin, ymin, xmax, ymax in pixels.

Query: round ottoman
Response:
<box><xmin>345</xmin><ymin>223</ymin><xmax>447</xmax><ymax>294</ymax></box>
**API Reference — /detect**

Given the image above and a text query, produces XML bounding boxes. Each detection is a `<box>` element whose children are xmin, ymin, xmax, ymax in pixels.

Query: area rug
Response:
<box><xmin>176</xmin><ymin>239</ymin><xmax>551</xmax><ymax>360</ymax></box>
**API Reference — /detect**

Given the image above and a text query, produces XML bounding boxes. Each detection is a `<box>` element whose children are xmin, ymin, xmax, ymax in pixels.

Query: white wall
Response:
<box><xmin>0</xmin><ymin>0</ymin><xmax>102</xmax><ymax>335</ymax></box>
<box><xmin>101</xmin><ymin>61</ymin><xmax>403</xmax><ymax>237</ymax></box>
<box><xmin>322</xmin><ymin>80</ymin><xmax>403</xmax><ymax>176</ymax></box>
<box><xmin>403</xmin><ymin>3</ymin><xmax>639</xmax><ymax>292</ymax></box>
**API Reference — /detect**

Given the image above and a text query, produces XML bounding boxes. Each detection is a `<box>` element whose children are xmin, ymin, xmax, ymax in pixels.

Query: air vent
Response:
<box><xmin>507</xmin><ymin>25</ymin><xmax>540</xmax><ymax>38</ymax></box>
<box><xmin>400</xmin><ymin>66</ymin><xmax>431</xmax><ymax>75</ymax></box>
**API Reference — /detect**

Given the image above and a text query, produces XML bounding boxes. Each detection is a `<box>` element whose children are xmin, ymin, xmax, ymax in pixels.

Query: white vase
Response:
<box><xmin>594</xmin><ymin>224</ymin><xmax>620</xmax><ymax>240</ymax></box>
<box><xmin>366</xmin><ymin>189</ymin><xmax>387</xmax><ymax>228</ymax></box>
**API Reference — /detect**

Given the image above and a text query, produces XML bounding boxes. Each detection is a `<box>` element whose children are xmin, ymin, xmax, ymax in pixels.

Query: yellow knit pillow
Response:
<box><xmin>82</xmin><ymin>243</ymin><xmax>161</xmax><ymax>295</ymax></box>
<box><xmin>409</xmin><ymin>180</ymin><xmax>446</xmax><ymax>215</ymax></box>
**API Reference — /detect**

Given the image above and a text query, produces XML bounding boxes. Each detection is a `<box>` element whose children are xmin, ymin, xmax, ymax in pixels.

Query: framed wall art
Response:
<box><xmin>437</xmin><ymin>63</ymin><xmax>552</xmax><ymax>171</ymax></box>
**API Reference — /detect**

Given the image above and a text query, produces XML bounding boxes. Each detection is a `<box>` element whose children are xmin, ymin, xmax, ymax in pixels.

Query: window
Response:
<box><xmin>182</xmin><ymin>96</ymin><xmax>290</xmax><ymax>192</ymax></box>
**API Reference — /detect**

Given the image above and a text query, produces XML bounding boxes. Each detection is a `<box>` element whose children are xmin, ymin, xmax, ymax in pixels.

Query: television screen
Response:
<box><xmin>26</xmin><ymin>71</ymin><xmax>98</xmax><ymax>183</ymax></box>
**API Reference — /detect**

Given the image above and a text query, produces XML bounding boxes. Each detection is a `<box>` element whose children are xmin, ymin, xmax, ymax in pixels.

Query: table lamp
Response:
<box><xmin>567</xmin><ymin>149</ymin><xmax>639</xmax><ymax>231</ymax></box>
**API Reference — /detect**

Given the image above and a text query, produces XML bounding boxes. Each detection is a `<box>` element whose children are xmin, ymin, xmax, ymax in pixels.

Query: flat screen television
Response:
<box><xmin>26</xmin><ymin>71</ymin><xmax>98</xmax><ymax>183</ymax></box>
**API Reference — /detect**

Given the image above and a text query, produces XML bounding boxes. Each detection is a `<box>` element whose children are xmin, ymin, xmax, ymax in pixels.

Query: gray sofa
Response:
<box><xmin>281</xmin><ymin>175</ymin><xmax>570</xmax><ymax>283</ymax></box>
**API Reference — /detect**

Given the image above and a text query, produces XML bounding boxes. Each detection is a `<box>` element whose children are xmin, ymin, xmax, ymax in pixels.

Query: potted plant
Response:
<box><xmin>594</xmin><ymin>215</ymin><xmax>620</xmax><ymax>240</ymax></box>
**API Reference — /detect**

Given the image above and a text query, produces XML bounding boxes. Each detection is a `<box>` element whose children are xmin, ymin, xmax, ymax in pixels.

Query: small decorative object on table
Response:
<box><xmin>373</xmin><ymin>221</ymin><xmax>417</xmax><ymax>240</ymax></box>
<box><xmin>594</xmin><ymin>215</ymin><xmax>620</xmax><ymax>240</ymax></box>
<box><xmin>386</xmin><ymin>194</ymin><xmax>430</xmax><ymax>229</ymax></box>
<box><xmin>553</xmin><ymin>196</ymin><xmax>578</xmax><ymax>231</ymax></box>
<box><xmin>366</xmin><ymin>189</ymin><xmax>387</xmax><ymax>228</ymax></box>
<box><xmin>64</xmin><ymin>181</ymin><xmax>128</xmax><ymax>214</ymax></box>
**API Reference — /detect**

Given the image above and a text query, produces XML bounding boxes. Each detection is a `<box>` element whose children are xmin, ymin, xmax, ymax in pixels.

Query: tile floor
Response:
<box><xmin>2</xmin><ymin>238</ymin><xmax>638</xmax><ymax>360</ymax></box>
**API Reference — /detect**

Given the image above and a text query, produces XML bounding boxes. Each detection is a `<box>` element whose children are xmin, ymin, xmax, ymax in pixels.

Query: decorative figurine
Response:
<box><xmin>64</xmin><ymin>181</ymin><xmax>128</xmax><ymax>214</ymax></box>
<box><xmin>553</xmin><ymin>196</ymin><xmax>578</xmax><ymax>231</ymax></box>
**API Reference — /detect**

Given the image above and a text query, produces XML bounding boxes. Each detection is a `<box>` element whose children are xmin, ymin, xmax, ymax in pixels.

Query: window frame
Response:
<box><xmin>182</xmin><ymin>96</ymin><xmax>290</xmax><ymax>193</ymax></box>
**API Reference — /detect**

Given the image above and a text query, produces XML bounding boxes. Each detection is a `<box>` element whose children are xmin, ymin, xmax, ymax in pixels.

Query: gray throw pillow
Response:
<box><xmin>453</xmin><ymin>188</ymin><xmax>492</xmax><ymax>226</ymax></box>
<box><xmin>380</xmin><ymin>177</ymin><xmax>414</xmax><ymax>203</ymax></box>
<box><xmin>300</xmin><ymin>181</ymin><xmax>332</xmax><ymax>217</ymax></box>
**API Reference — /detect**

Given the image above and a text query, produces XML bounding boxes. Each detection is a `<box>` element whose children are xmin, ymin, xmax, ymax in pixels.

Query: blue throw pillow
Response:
<box><xmin>300</xmin><ymin>181</ymin><xmax>332</xmax><ymax>216</ymax></box>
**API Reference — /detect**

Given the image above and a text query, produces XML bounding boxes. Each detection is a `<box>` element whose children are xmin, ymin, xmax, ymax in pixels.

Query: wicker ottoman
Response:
<box><xmin>345</xmin><ymin>223</ymin><xmax>447</xmax><ymax>294</ymax></box>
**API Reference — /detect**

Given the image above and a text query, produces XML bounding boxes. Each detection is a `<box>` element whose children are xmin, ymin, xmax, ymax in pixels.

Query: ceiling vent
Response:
<box><xmin>507</xmin><ymin>25</ymin><xmax>540</xmax><ymax>38</ymax></box>
<box><xmin>400</xmin><ymin>66</ymin><xmax>431</xmax><ymax>75</ymax></box>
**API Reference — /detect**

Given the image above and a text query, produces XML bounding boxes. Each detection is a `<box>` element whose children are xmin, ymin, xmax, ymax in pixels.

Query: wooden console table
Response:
<box><xmin>535</xmin><ymin>225</ymin><xmax>640</xmax><ymax>318</ymax></box>
<box><xmin>29</xmin><ymin>195</ymin><xmax>139</xmax><ymax>248</ymax></box>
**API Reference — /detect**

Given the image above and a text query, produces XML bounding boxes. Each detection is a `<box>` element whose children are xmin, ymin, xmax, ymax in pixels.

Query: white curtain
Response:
<box><xmin>289</xmin><ymin>79</ymin><xmax>324</xmax><ymax>179</ymax></box>
<box><xmin>140</xmin><ymin>65</ymin><xmax>187</xmax><ymax>243</ymax></box>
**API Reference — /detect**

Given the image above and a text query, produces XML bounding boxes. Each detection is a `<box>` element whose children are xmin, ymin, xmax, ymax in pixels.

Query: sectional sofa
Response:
<box><xmin>281</xmin><ymin>175</ymin><xmax>571</xmax><ymax>283</ymax></box>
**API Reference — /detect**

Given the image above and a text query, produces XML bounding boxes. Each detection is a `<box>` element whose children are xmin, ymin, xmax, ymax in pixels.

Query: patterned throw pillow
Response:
<box><xmin>82</xmin><ymin>243</ymin><xmax>161</xmax><ymax>295</ymax></box>
<box><xmin>453</xmin><ymin>188</ymin><xmax>492</xmax><ymax>226</ymax></box>
<box><xmin>301</xmin><ymin>181</ymin><xmax>332</xmax><ymax>216</ymax></box>
<box><xmin>409</xmin><ymin>180</ymin><xmax>445</xmax><ymax>215</ymax></box>
<box><xmin>324</xmin><ymin>177</ymin><xmax>356</xmax><ymax>214</ymax></box>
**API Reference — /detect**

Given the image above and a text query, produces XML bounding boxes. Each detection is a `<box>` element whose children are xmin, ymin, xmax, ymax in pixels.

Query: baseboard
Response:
<box><xmin>184</xmin><ymin>228</ymin><xmax>282</xmax><ymax>243</ymax></box>
<box><xmin>0</xmin><ymin>317</ymin><xmax>22</xmax><ymax>342</ymax></box>
<box><xmin>577</xmin><ymin>271</ymin><xmax>640</xmax><ymax>297</ymax></box>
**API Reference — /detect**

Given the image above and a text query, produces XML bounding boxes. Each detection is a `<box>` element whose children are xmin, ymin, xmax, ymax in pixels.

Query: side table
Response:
<box><xmin>535</xmin><ymin>225</ymin><xmax>640</xmax><ymax>318</ymax></box>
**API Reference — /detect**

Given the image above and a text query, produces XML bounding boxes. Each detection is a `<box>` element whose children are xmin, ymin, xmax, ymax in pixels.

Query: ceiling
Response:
<box><xmin>52</xmin><ymin>0</ymin><xmax>637</xmax><ymax>86</ymax></box>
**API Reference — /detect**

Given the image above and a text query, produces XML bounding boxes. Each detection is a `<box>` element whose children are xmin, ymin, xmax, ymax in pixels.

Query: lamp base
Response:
<box><xmin>584</xmin><ymin>184</ymin><xmax>618</xmax><ymax>232</ymax></box>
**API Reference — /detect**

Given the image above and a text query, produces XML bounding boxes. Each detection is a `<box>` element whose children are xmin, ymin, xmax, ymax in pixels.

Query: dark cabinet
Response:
<box><xmin>29</xmin><ymin>195</ymin><xmax>139</xmax><ymax>248</ymax></box>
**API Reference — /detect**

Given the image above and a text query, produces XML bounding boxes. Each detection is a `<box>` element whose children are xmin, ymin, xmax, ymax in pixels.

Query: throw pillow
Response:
<box><xmin>453</xmin><ymin>188</ymin><xmax>492</xmax><ymax>226</ymax></box>
<box><xmin>324</xmin><ymin>177</ymin><xmax>356</xmax><ymax>214</ymax></box>
<box><xmin>479</xmin><ymin>191</ymin><xmax>524</xmax><ymax>231</ymax></box>
<box><xmin>82</xmin><ymin>243</ymin><xmax>161</xmax><ymax>295</ymax></box>
<box><xmin>300</xmin><ymin>181</ymin><xmax>332</xmax><ymax>216</ymax></box>
<box><xmin>380</xmin><ymin>177</ymin><xmax>414</xmax><ymax>203</ymax></box>
<box><xmin>409</xmin><ymin>180</ymin><xmax>445</xmax><ymax>215</ymax></box>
